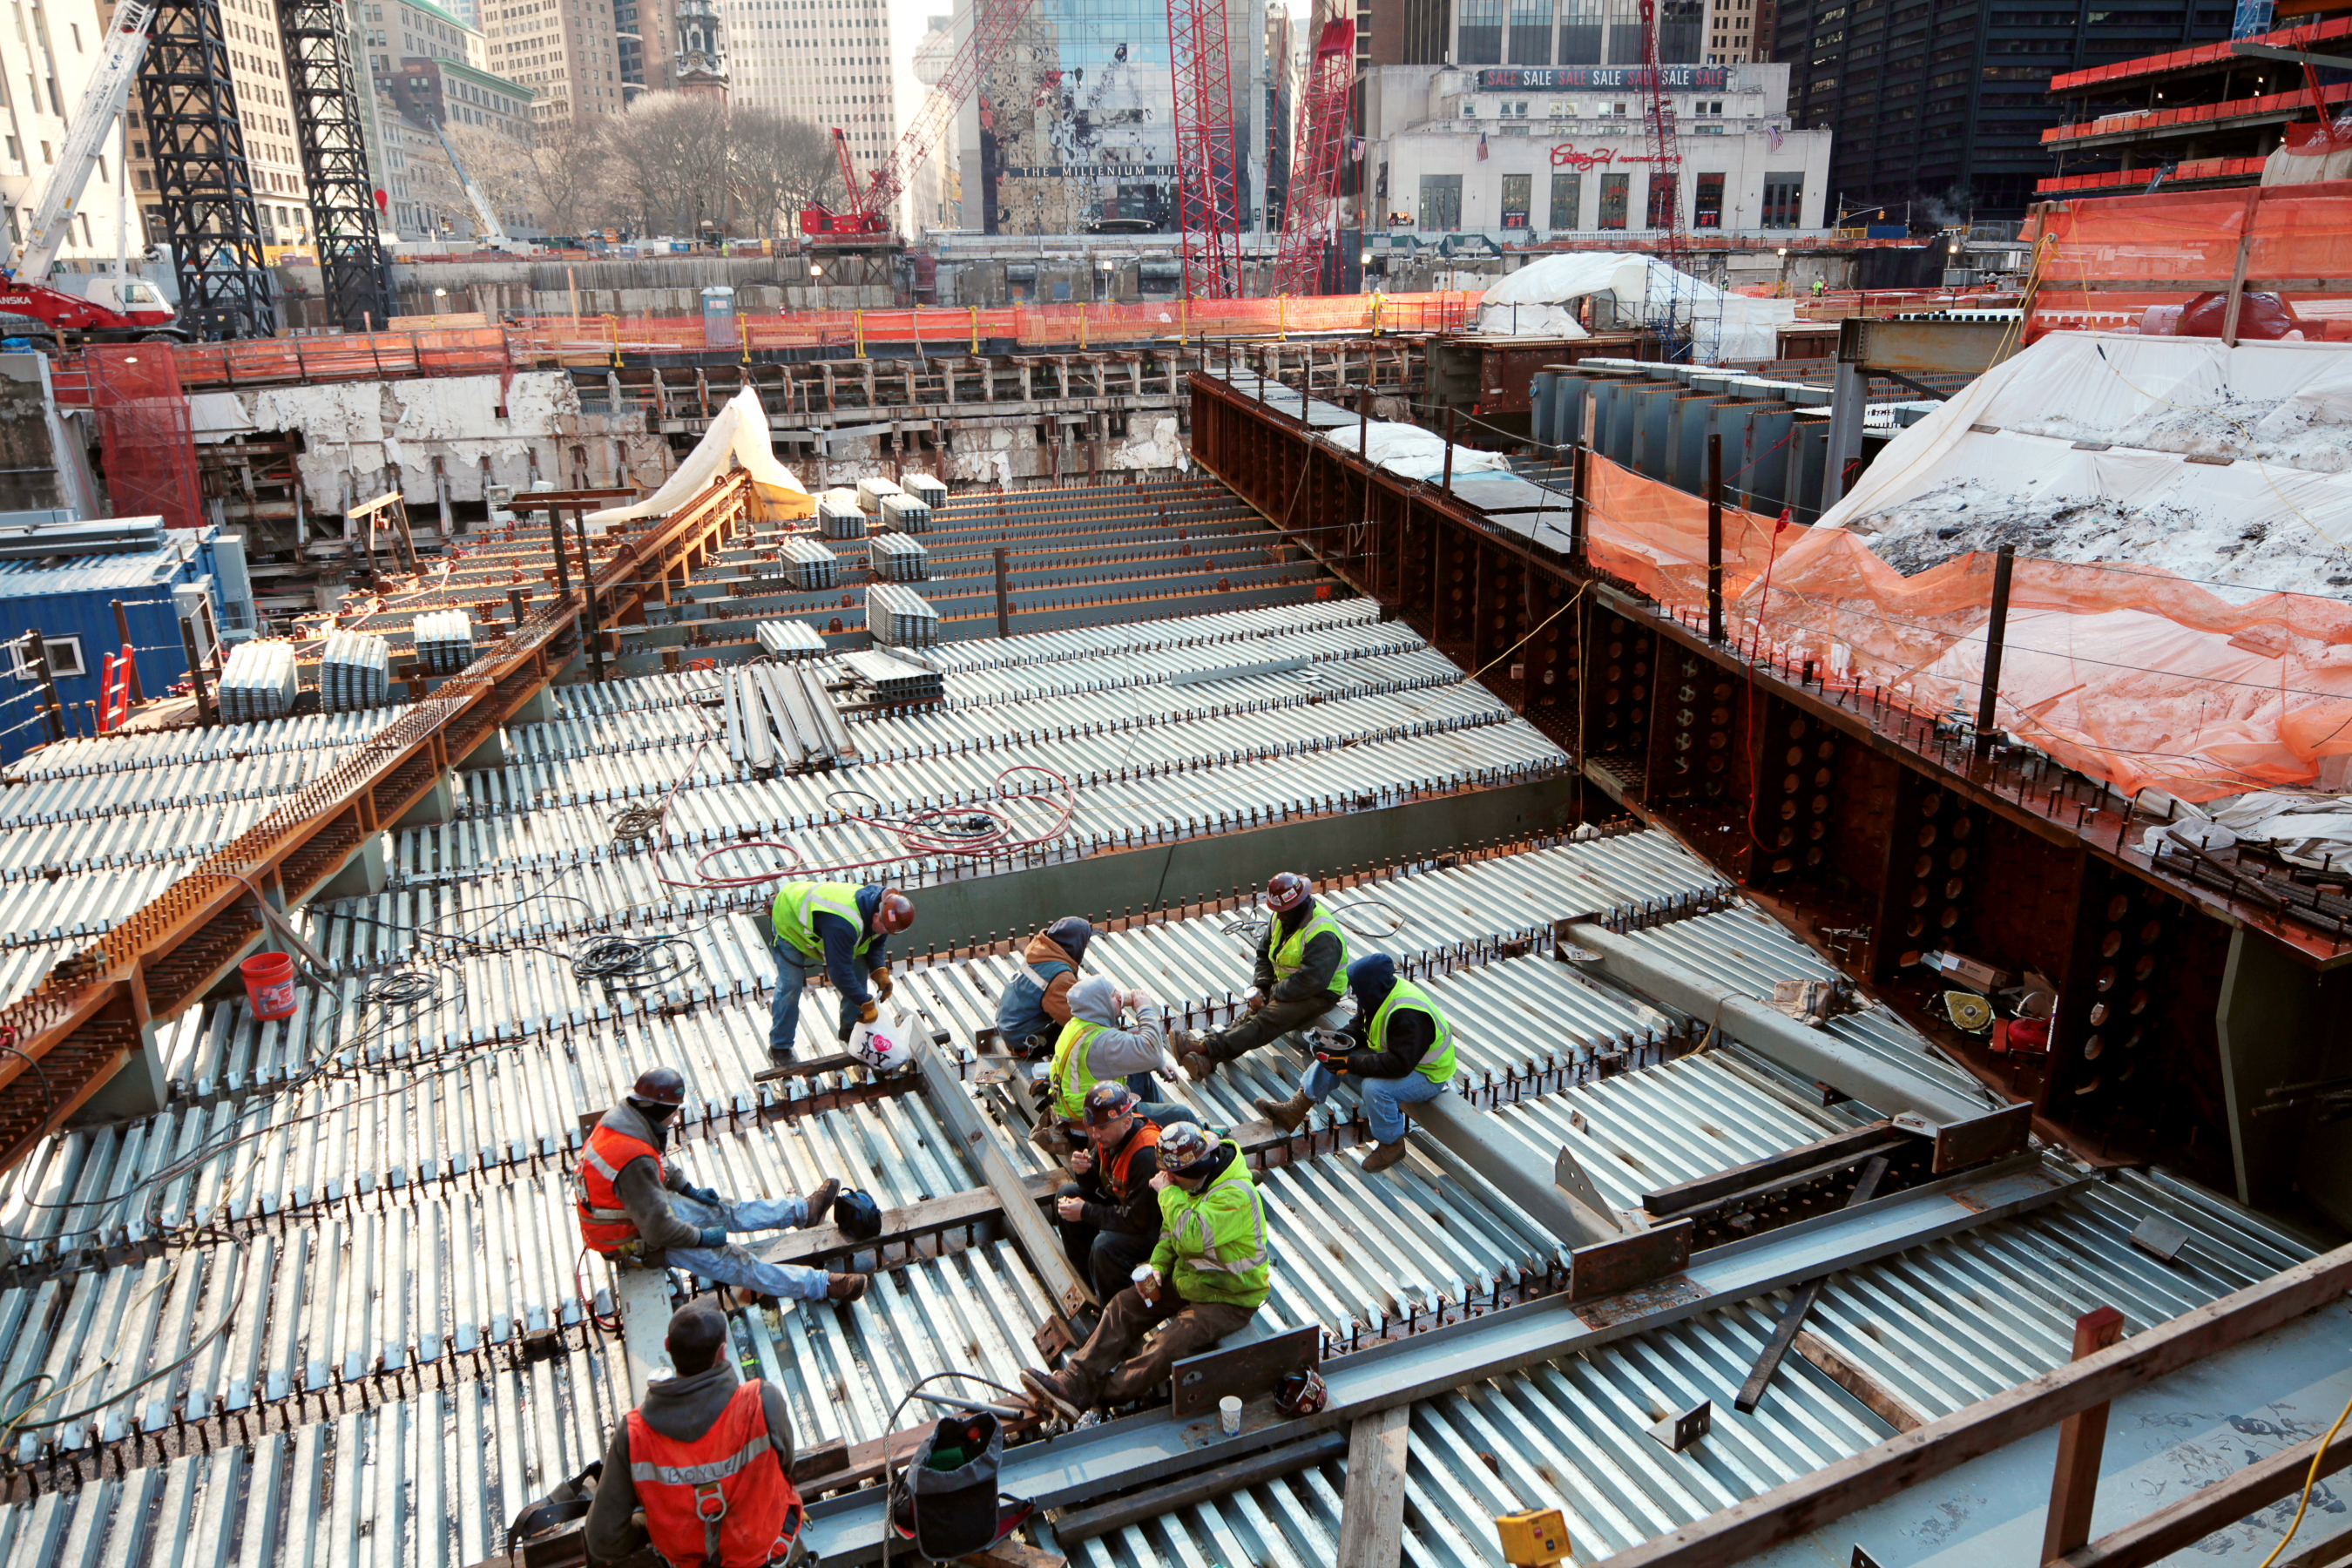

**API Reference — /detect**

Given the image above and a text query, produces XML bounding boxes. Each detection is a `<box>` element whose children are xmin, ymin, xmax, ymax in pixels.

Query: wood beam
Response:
<box><xmin>2051</xmin><ymin>1422</ymin><xmax>2352</xmax><ymax>1568</ymax></box>
<box><xmin>1337</xmin><ymin>1403</ymin><xmax>1413</xmax><ymax>1568</ymax></box>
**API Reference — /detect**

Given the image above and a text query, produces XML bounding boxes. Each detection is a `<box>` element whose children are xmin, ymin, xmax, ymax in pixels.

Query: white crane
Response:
<box><xmin>8</xmin><ymin>0</ymin><xmax>156</xmax><ymax>286</ymax></box>
<box><xmin>430</xmin><ymin>118</ymin><xmax>514</xmax><ymax>249</ymax></box>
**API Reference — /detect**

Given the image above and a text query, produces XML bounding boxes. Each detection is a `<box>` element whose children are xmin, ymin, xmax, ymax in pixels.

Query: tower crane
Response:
<box><xmin>0</xmin><ymin>0</ymin><xmax>184</xmax><ymax>347</ymax></box>
<box><xmin>1166</xmin><ymin>0</ymin><xmax>1244</xmax><ymax>298</ymax></box>
<box><xmin>1272</xmin><ymin>12</ymin><xmax>1355</xmax><ymax>298</ymax></box>
<box><xmin>1638</xmin><ymin>0</ymin><xmax>1699</xmax><ymax>356</ymax></box>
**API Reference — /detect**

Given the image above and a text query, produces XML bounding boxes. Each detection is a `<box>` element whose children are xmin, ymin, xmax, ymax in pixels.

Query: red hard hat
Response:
<box><xmin>1267</xmin><ymin>872</ymin><xmax>1312</xmax><ymax>911</ymax></box>
<box><xmin>875</xmin><ymin>888</ymin><xmax>915</xmax><ymax>934</ymax></box>
<box><xmin>630</xmin><ymin>1065</ymin><xmax>686</xmax><ymax>1106</ymax></box>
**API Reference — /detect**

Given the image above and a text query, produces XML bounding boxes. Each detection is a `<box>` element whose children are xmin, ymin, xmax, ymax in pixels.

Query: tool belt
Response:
<box><xmin>594</xmin><ymin>1238</ymin><xmax>666</xmax><ymax>1271</ymax></box>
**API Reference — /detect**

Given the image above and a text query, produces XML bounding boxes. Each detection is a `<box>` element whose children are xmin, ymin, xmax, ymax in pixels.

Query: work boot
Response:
<box><xmin>802</xmin><ymin>1177</ymin><xmax>840</xmax><ymax>1229</ymax></box>
<box><xmin>827</xmin><ymin>1272</ymin><xmax>869</xmax><ymax>1302</ymax></box>
<box><xmin>1019</xmin><ymin>1368</ymin><xmax>1086</xmax><ymax>1423</ymax></box>
<box><xmin>1254</xmin><ymin>1091</ymin><xmax>1313</xmax><ymax>1133</ymax></box>
<box><xmin>1361</xmin><ymin>1139</ymin><xmax>1409</xmax><ymax>1174</ymax></box>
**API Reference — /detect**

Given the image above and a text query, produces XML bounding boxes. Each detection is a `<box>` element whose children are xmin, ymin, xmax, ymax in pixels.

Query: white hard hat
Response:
<box><xmin>847</xmin><ymin>1012</ymin><xmax>915</xmax><ymax>1074</ymax></box>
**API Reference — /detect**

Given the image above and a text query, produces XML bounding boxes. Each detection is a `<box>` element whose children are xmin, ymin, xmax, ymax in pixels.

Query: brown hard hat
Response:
<box><xmin>631</xmin><ymin>1065</ymin><xmax>686</xmax><ymax>1106</ymax></box>
<box><xmin>875</xmin><ymin>888</ymin><xmax>916</xmax><ymax>934</ymax></box>
<box><xmin>1267</xmin><ymin>872</ymin><xmax>1313</xmax><ymax>911</ymax></box>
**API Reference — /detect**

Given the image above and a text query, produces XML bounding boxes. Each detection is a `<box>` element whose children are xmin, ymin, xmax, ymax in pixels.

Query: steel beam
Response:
<box><xmin>803</xmin><ymin>1155</ymin><xmax>2083</xmax><ymax>1563</ymax></box>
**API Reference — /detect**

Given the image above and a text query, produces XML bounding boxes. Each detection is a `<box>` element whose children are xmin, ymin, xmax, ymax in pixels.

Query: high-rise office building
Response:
<box><xmin>1768</xmin><ymin>0</ymin><xmax>2234</xmax><ymax>220</ymax></box>
<box><xmin>719</xmin><ymin>0</ymin><xmax>894</xmax><ymax>163</ymax></box>
<box><xmin>481</xmin><ymin>0</ymin><xmax>627</xmax><ymax>118</ymax></box>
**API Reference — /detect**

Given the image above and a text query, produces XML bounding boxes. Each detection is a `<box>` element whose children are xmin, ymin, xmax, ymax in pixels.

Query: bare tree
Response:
<box><xmin>606</xmin><ymin>92</ymin><xmax>737</xmax><ymax>239</ymax></box>
<box><xmin>729</xmin><ymin>112</ymin><xmax>842</xmax><ymax>242</ymax></box>
<box><xmin>444</xmin><ymin>122</ymin><xmax>541</xmax><ymax>236</ymax></box>
<box><xmin>526</xmin><ymin>115</ymin><xmax>614</xmax><ymax>240</ymax></box>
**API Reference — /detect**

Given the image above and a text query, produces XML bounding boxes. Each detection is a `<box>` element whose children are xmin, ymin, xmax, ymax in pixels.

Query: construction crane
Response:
<box><xmin>430</xmin><ymin>118</ymin><xmax>517</xmax><ymax>251</ymax></box>
<box><xmin>1272</xmin><ymin>12</ymin><xmax>1355</xmax><ymax>299</ymax></box>
<box><xmin>0</xmin><ymin>0</ymin><xmax>184</xmax><ymax>348</ymax></box>
<box><xmin>1167</xmin><ymin>0</ymin><xmax>1244</xmax><ymax>299</ymax></box>
<box><xmin>800</xmin><ymin>0</ymin><xmax>1038</xmax><ymax>241</ymax></box>
<box><xmin>1638</xmin><ymin>0</ymin><xmax>1698</xmax><ymax>357</ymax></box>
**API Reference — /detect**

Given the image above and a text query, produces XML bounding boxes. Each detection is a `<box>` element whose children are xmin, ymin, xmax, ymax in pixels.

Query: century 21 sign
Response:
<box><xmin>1548</xmin><ymin>145</ymin><xmax>1671</xmax><ymax>168</ymax></box>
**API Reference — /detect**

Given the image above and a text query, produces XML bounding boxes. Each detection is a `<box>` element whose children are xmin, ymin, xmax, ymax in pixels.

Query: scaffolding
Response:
<box><xmin>277</xmin><ymin>0</ymin><xmax>390</xmax><ymax>331</ymax></box>
<box><xmin>140</xmin><ymin>0</ymin><xmax>277</xmax><ymax>339</ymax></box>
<box><xmin>84</xmin><ymin>344</ymin><xmax>202</xmax><ymax>531</ymax></box>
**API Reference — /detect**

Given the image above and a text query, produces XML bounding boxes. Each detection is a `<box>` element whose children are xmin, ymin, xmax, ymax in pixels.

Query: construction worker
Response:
<box><xmin>1175</xmin><ymin>872</ymin><xmax>1348</xmax><ymax>1080</ymax></box>
<box><xmin>1054</xmin><ymin>1082</ymin><xmax>1168</xmax><ymax>1302</ymax></box>
<box><xmin>577</xmin><ymin>1067</ymin><xmax>868</xmax><ymax>1304</ymax></box>
<box><xmin>995</xmin><ymin>916</ymin><xmax>1097</xmax><ymax>1057</ymax></box>
<box><xmin>1254</xmin><ymin>954</ymin><xmax>1456</xmax><ymax>1174</ymax></box>
<box><xmin>1034</xmin><ymin>975</ymin><xmax>1195</xmax><ymax>1142</ymax></box>
<box><xmin>584</xmin><ymin>1303</ymin><xmax>807</xmax><ymax>1567</ymax></box>
<box><xmin>1020</xmin><ymin>1120</ymin><xmax>1269</xmax><ymax>1418</ymax></box>
<box><xmin>767</xmin><ymin>882</ymin><xmax>915</xmax><ymax>1065</ymax></box>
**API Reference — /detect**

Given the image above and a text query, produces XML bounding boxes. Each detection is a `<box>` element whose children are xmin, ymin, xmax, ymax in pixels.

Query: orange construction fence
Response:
<box><xmin>54</xmin><ymin>292</ymin><xmax>1481</xmax><ymax>401</ymax></box>
<box><xmin>1582</xmin><ymin>451</ymin><xmax>2352</xmax><ymax>805</ymax></box>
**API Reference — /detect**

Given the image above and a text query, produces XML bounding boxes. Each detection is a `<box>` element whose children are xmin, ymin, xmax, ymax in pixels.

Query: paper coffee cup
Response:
<box><xmin>1219</xmin><ymin>1395</ymin><xmax>1242</xmax><ymax>1436</ymax></box>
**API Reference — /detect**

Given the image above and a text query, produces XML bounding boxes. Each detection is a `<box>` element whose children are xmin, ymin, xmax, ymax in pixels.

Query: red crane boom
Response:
<box><xmin>1167</xmin><ymin>0</ymin><xmax>1244</xmax><ymax>299</ymax></box>
<box><xmin>801</xmin><ymin>0</ymin><xmax>1037</xmax><ymax>240</ymax></box>
<box><xmin>1272</xmin><ymin>14</ymin><xmax>1355</xmax><ymax>298</ymax></box>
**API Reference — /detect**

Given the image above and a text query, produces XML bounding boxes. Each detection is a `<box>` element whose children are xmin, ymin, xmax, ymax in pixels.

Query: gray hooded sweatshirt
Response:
<box><xmin>1064</xmin><ymin>975</ymin><xmax>1172</xmax><ymax>1084</ymax></box>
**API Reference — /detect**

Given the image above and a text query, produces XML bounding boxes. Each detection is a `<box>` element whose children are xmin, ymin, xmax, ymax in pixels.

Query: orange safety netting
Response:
<box><xmin>2024</xmin><ymin>181</ymin><xmax>2352</xmax><ymax>338</ymax></box>
<box><xmin>1581</xmin><ymin>452</ymin><xmax>2352</xmax><ymax>804</ymax></box>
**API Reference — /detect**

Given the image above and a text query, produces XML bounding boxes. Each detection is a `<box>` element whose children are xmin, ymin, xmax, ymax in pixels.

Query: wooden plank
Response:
<box><xmin>2053</xmin><ymin>1423</ymin><xmax>2352</xmax><ymax>1568</ymax></box>
<box><xmin>957</xmin><ymin>1542</ymin><xmax>1064</xmax><ymax>1568</ymax></box>
<box><xmin>1598</xmin><ymin>1241</ymin><xmax>2352</xmax><ymax>1568</ymax></box>
<box><xmin>1336</xmin><ymin>1404</ymin><xmax>1413</xmax><ymax>1568</ymax></box>
<box><xmin>2044</xmin><ymin>1305</ymin><xmax>2127</xmax><ymax>1563</ymax></box>
<box><xmin>1051</xmin><ymin>1431</ymin><xmax>1350</xmax><ymax>1546</ymax></box>
<box><xmin>1792</xmin><ymin>1331</ymin><xmax>1926</xmax><ymax>1434</ymax></box>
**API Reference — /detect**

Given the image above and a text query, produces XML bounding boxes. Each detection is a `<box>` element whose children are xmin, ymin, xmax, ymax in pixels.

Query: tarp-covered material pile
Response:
<box><xmin>587</xmin><ymin>387</ymin><xmax>814</xmax><ymax>526</ymax></box>
<box><xmin>1472</xmin><ymin>253</ymin><xmax>1799</xmax><ymax>362</ymax></box>
<box><xmin>1558</xmin><ymin>331</ymin><xmax>2352</xmax><ymax>803</ymax></box>
<box><xmin>1312</xmin><ymin>420</ymin><xmax>1516</xmax><ymax>483</ymax></box>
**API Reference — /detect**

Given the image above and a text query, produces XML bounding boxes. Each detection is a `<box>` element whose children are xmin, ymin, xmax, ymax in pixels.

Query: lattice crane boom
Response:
<box><xmin>7</xmin><ymin>0</ymin><xmax>156</xmax><ymax>285</ymax></box>
<box><xmin>806</xmin><ymin>0</ymin><xmax>1037</xmax><ymax>237</ymax></box>
<box><xmin>1272</xmin><ymin>13</ymin><xmax>1355</xmax><ymax>298</ymax></box>
<box><xmin>1167</xmin><ymin>0</ymin><xmax>1244</xmax><ymax>299</ymax></box>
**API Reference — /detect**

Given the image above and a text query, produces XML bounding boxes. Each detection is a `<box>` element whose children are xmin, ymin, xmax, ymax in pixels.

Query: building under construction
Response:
<box><xmin>0</xmin><ymin>164</ymin><xmax>2349</xmax><ymax>1568</ymax></box>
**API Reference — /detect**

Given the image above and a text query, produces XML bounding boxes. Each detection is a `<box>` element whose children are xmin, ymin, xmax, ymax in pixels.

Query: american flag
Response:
<box><xmin>1766</xmin><ymin>124</ymin><xmax>1785</xmax><ymax>152</ymax></box>
<box><xmin>1477</xmin><ymin>132</ymin><xmax>1490</xmax><ymax>161</ymax></box>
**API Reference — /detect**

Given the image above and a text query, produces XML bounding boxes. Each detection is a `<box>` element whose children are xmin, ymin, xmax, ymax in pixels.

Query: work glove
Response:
<box><xmin>686</xmin><ymin>1184</ymin><xmax>722</xmax><ymax>1206</ymax></box>
<box><xmin>696</xmin><ymin>1226</ymin><xmax>727</xmax><ymax>1248</ymax></box>
<box><xmin>871</xmin><ymin>966</ymin><xmax>894</xmax><ymax>1002</ymax></box>
<box><xmin>1027</xmin><ymin>1074</ymin><xmax>1053</xmax><ymax>1102</ymax></box>
<box><xmin>858</xmin><ymin>999</ymin><xmax>879</xmax><ymax>1024</ymax></box>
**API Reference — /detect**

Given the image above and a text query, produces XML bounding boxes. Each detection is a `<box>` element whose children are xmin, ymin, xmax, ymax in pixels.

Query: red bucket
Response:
<box><xmin>241</xmin><ymin>952</ymin><xmax>298</xmax><ymax>1021</ymax></box>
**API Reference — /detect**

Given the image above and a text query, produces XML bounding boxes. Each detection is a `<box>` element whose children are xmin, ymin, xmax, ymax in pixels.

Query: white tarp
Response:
<box><xmin>1473</xmin><ymin>252</ymin><xmax>1798</xmax><ymax>363</ymax></box>
<box><xmin>1819</xmin><ymin>331</ymin><xmax>2352</xmax><ymax>595</ymax></box>
<box><xmin>587</xmin><ymin>386</ymin><xmax>812</xmax><ymax>524</ymax></box>
<box><xmin>1314</xmin><ymin>419</ymin><xmax>1516</xmax><ymax>483</ymax></box>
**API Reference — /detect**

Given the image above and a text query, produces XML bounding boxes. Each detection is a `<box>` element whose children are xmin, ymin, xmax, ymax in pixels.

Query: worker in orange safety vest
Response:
<box><xmin>585</xmin><ymin>1303</ymin><xmax>808</xmax><ymax>1566</ymax></box>
<box><xmin>577</xmin><ymin>1065</ymin><xmax>868</xmax><ymax>1304</ymax></box>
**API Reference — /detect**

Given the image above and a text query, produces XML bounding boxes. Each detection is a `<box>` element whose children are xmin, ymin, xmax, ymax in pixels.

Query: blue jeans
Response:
<box><xmin>1303</xmin><ymin>1062</ymin><xmax>1450</xmax><ymax>1146</ymax></box>
<box><xmin>768</xmin><ymin>940</ymin><xmax>858</xmax><ymax>1057</ymax></box>
<box><xmin>661</xmin><ymin>1193</ymin><xmax>832</xmax><ymax>1302</ymax></box>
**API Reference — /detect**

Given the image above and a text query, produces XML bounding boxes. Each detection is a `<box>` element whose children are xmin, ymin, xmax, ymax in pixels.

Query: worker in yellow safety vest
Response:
<box><xmin>1254</xmin><ymin>955</ymin><xmax>1457</xmax><ymax>1173</ymax></box>
<box><xmin>1174</xmin><ymin>872</ymin><xmax>1350</xmax><ymax>1081</ymax></box>
<box><xmin>766</xmin><ymin>882</ymin><xmax>914</xmax><ymax>1067</ymax></box>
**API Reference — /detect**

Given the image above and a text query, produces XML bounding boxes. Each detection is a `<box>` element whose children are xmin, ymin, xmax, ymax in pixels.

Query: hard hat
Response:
<box><xmin>1267</xmin><ymin>872</ymin><xmax>1312</xmax><ymax>912</ymax></box>
<box><xmin>1273</xmin><ymin>1368</ymin><xmax>1328</xmax><ymax>1416</ymax></box>
<box><xmin>875</xmin><ymin>888</ymin><xmax>916</xmax><ymax>935</ymax></box>
<box><xmin>835</xmin><ymin>1189</ymin><xmax>883</xmax><ymax>1242</ymax></box>
<box><xmin>1157</xmin><ymin>1120</ymin><xmax>1216</xmax><ymax>1174</ymax></box>
<box><xmin>1082</xmin><ymin>1080</ymin><xmax>1139</xmax><ymax>1126</ymax></box>
<box><xmin>629</xmin><ymin>1065</ymin><xmax>686</xmax><ymax>1107</ymax></box>
<box><xmin>848</xmin><ymin>1012</ymin><xmax>913</xmax><ymax>1073</ymax></box>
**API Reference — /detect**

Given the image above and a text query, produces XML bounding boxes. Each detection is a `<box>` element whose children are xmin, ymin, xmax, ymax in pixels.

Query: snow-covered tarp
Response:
<box><xmin>1821</xmin><ymin>331</ymin><xmax>2352</xmax><ymax>595</ymax></box>
<box><xmin>1473</xmin><ymin>253</ymin><xmax>1799</xmax><ymax>363</ymax></box>
<box><xmin>1313</xmin><ymin>420</ymin><xmax>1515</xmax><ymax>483</ymax></box>
<box><xmin>588</xmin><ymin>387</ymin><xmax>814</xmax><ymax>525</ymax></box>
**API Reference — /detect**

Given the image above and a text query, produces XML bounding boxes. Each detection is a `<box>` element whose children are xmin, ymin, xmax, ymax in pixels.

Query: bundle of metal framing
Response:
<box><xmin>778</xmin><ymin>537</ymin><xmax>840</xmax><ymax>591</ymax></box>
<box><xmin>829</xmin><ymin>647</ymin><xmax>936</xmax><ymax>707</ymax></box>
<box><xmin>318</xmin><ymin>629</ymin><xmax>392</xmax><ymax>712</ymax></box>
<box><xmin>410</xmin><ymin>609</ymin><xmax>476</xmax><ymax>675</ymax></box>
<box><xmin>879</xmin><ymin>492</ymin><xmax>931</xmax><ymax>534</ymax></box>
<box><xmin>900</xmin><ymin>472</ymin><xmax>948</xmax><ymax>509</ymax></box>
<box><xmin>755</xmin><ymin>618</ymin><xmax>828</xmax><ymax>658</ymax></box>
<box><xmin>817</xmin><ymin>490</ymin><xmax>866</xmax><ymax>541</ymax></box>
<box><xmin>724</xmin><ymin>662</ymin><xmax>857</xmax><ymax>773</ymax></box>
<box><xmin>213</xmin><ymin>639</ymin><xmax>299</xmax><ymax>723</ymax></box>
<box><xmin>864</xmin><ymin>531</ymin><xmax>929</xmax><ymax>583</ymax></box>
<box><xmin>855</xmin><ymin>476</ymin><xmax>903</xmax><ymax>514</ymax></box>
<box><xmin>864</xmin><ymin>583</ymin><xmax>939</xmax><ymax>647</ymax></box>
